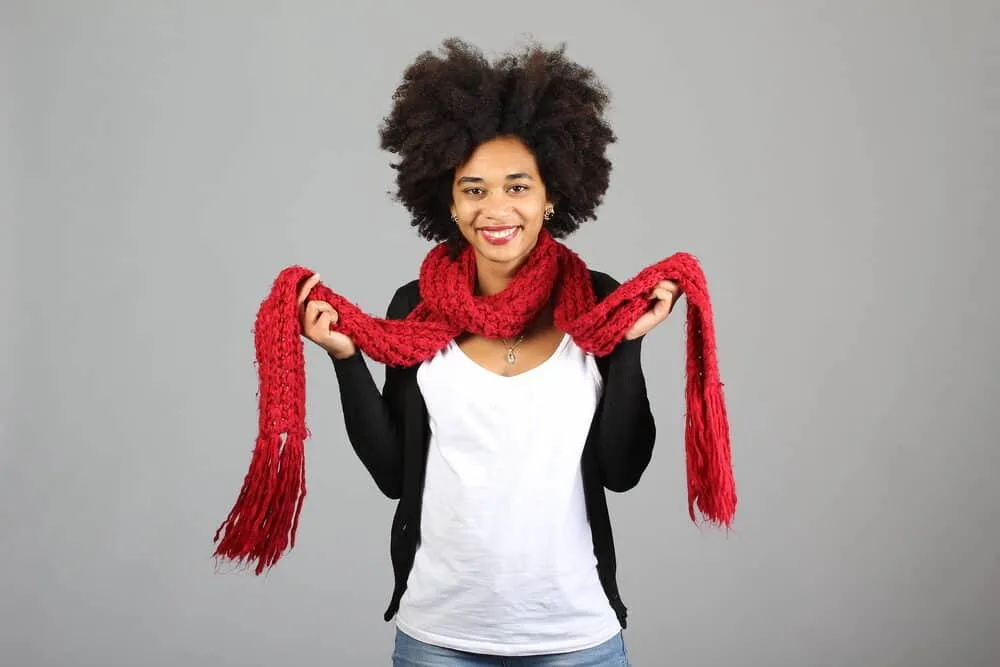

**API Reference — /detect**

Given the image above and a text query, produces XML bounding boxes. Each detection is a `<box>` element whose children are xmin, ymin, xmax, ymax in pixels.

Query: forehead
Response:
<box><xmin>455</xmin><ymin>137</ymin><xmax>539</xmax><ymax>177</ymax></box>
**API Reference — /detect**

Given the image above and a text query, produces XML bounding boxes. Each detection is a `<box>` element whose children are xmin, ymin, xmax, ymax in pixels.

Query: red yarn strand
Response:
<box><xmin>213</xmin><ymin>231</ymin><xmax>736</xmax><ymax>573</ymax></box>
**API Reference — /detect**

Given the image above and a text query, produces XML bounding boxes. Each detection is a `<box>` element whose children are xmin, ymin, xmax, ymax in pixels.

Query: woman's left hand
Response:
<box><xmin>624</xmin><ymin>280</ymin><xmax>681</xmax><ymax>340</ymax></box>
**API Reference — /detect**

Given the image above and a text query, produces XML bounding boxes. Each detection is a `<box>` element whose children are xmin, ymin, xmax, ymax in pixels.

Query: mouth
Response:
<box><xmin>477</xmin><ymin>225</ymin><xmax>522</xmax><ymax>246</ymax></box>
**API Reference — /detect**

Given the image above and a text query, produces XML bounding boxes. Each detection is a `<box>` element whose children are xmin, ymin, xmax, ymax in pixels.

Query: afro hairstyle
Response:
<box><xmin>378</xmin><ymin>38</ymin><xmax>616</xmax><ymax>247</ymax></box>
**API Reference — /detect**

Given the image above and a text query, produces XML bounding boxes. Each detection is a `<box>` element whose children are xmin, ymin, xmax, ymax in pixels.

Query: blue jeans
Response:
<box><xmin>392</xmin><ymin>629</ymin><xmax>631</xmax><ymax>666</ymax></box>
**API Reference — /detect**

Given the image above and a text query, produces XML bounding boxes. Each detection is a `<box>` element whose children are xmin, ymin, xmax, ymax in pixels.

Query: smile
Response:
<box><xmin>478</xmin><ymin>226</ymin><xmax>521</xmax><ymax>245</ymax></box>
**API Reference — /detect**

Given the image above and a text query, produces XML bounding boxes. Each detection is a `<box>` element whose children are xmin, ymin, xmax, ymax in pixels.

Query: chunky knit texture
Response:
<box><xmin>213</xmin><ymin>230</ymin><xmax>736</xmax><ymax>574</ymax></box>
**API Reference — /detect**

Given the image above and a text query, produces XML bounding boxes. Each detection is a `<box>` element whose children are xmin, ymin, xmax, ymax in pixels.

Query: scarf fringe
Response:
<box><xmin>213</xmin><ymin>431</ymin><xmax>307</xmax><ymax>574</ymax></box>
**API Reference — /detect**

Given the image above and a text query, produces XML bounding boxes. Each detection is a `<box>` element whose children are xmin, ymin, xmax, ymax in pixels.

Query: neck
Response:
<box><xmin>474</xmin><ymin>256</ymin><xmax>524</xmax><ymax>296</ymax></box>
<box><xmin>473</xmin><ymin>254</ymin><xmax>556</xmax><ymax>333</ymax></box>
<box><xmin>472</xmin><ymin>233</ymin><xmax>547</xmax><ymax>296</ymax></box>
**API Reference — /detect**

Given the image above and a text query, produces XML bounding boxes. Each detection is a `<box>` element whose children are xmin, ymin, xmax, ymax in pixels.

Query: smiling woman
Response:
<box><xmin>311</xmin><ymin>38</ymin><xmax>691</xmax><ymax>665</ymax></box>
<box><xmin>215</xmin><ymin>36</ymin><xmax>735</xmax><ymax>667</ymax></box>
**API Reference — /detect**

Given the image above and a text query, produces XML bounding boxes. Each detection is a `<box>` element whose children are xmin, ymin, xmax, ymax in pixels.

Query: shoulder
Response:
<box><xmin>588</xmin><ymin>269</ymin><xmax>620</xmax><ymax>301</ymax></box>
<box><xmin>386</xmin><ymin>279</ymin><xmax>421</xmax><ymax>319</ymax></box>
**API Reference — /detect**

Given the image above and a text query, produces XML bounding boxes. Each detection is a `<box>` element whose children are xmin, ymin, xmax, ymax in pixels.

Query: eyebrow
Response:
<box><xmin>457</xmin><ymin>173</ymin><xmax>534</xmax><ymax>184</ymax></box>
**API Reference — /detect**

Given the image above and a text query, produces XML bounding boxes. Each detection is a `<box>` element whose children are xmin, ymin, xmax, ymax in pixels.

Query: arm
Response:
<box><xmin>328</xmin><ymin>285</ymin><xmax>414</xmax><ymax>499</ymax></box>
<box><xmin>594</xmin><ymin>335</ymin><xmax>657</xmax><ymax>492</ymax></box>
<box><xmin>588</xmin><ymin>271</ymin><xmax>657</xmax><ymax>492</ymax></box>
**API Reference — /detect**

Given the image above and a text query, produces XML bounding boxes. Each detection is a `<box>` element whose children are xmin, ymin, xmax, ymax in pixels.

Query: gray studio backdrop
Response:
<box><xmin>3</xmin><ymin>1</ymin><xmax>998</xmax><ymax>666</ymax></box>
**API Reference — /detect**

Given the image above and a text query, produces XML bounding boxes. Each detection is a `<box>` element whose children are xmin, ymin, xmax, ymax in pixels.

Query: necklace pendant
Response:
<box><xmin>506</xmin><ymin>349</ymin><xmax>517</xmax><ymax>365</ymax></box>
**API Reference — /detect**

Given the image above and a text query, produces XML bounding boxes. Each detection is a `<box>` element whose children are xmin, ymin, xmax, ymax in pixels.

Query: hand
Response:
<box><xmin>297</xmin><ymin>273</ymin><xmax>358</xmax><ymax>360</ymax></box>
<box><xmin>624</xmin><ymin>280</ymin><xmax>680</xmax><ymax>340</ymax></box>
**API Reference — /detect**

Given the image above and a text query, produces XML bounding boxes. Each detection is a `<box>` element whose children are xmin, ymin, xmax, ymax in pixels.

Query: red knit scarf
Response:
<box><xmin>214</xmin><ymin>230</ymin><xmax>736</xmax><ymax>574</ymax></box>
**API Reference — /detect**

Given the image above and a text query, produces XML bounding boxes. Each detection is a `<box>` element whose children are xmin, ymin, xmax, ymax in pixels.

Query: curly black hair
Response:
<box><xmin>378</xmin><ymin>38</ymin><xmax>616</xmax><ymax>246</ymax></box>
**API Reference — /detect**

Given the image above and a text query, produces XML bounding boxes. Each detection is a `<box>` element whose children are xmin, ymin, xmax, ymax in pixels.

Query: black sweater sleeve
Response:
<box><xmin>594</xmin><ymin>336</ymin><xmax>657</xmax><ymax>492</ymax></box>
<box><xmin>590</xmin><ymin>272</ymin><xmax>657</xmax><ymax>492</ymax></box>
<box><xmin>327</xmin><ymin>284</ymin><xmax>415</xmax><ymax>499</ymax></box>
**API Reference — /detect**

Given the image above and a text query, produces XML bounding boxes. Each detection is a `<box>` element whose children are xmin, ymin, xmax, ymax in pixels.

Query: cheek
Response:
<box><xmin>453</xmin><ymin>209</ymin><xmax>478</xmax><ymax>241</ymax></box>
<box><xmin>520</xmin><ymin>203</ymin><xmax>546</xmax><ymax>227</ymax></box>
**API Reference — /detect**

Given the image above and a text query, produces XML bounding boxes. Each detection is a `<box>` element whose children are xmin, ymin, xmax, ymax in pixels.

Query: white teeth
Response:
<box><xmin>482</xmin><ymin>228</ymin><xmax>517</xmax><ymax>240</ymax></box>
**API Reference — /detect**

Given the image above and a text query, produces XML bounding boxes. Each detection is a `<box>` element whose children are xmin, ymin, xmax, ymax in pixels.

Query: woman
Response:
<box><xmin>299</xmin><ymin>39</ymin><xmax>678</xmax><ymax>665</ymax></box>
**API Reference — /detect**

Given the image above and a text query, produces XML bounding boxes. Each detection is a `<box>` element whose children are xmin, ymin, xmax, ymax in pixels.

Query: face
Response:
<box><xmin>450</xmin><ymin>136</ymin><xmax>553</xmax><ymax>269</ymax></box>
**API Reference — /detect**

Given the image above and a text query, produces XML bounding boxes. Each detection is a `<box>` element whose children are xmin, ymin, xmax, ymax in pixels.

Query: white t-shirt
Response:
<box><xmin>394</xmin><ymin>333</ymin><xmax>623</xmax><ymax>656</ymax></box>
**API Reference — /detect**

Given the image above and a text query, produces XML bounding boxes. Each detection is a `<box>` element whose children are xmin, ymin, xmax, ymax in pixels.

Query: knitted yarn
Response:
<box><xmin>213</xmin><ymin>230</ymin><xmax>736</xmax><ymax>574</ymax></box>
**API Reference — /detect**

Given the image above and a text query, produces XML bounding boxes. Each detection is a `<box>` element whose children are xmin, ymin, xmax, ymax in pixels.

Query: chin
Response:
<box><xmin>469</xmin><ymin>225</ymin><xmax>540</xmax><ymax>263</ymax></box>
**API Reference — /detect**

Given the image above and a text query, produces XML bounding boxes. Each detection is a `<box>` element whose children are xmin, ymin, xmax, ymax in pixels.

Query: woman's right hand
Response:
<box><xmin>297</xmin><ymin>273</ymin><xmax>358</xmax><ymax>360</ymax></box>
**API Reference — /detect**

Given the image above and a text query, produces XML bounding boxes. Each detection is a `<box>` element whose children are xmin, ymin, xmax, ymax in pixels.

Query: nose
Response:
<box><xmin>480</xmin><ymin>194</ymin><xmax>514</xmax><ymax>222</ymax></box>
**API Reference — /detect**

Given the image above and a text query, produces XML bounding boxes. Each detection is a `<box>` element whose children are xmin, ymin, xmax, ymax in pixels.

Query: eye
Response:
<box><xmin>463</xmin><ymin>187</ymin><xmax>484</xmax><ymax>196</ymax></box>
<box><xmin>508</xmin><ymin>184</ymin><xmax>529</xmax><ymax>193</ymax></box>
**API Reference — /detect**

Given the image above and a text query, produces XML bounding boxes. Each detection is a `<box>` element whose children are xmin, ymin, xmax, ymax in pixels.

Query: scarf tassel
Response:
<box><xmin>213</xmin><ymin>430</ymin><xmax>308</xmax><ymax>574</ymax></box>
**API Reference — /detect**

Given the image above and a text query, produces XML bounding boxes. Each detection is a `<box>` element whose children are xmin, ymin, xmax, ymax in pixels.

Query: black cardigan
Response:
<box><xmin>330</xmin><ymin>269</ymin><xmax>657</xmax><ymax>629</ymax></box>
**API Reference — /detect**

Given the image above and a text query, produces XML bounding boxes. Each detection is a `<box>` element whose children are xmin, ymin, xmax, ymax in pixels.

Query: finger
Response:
<box><xmin>648</xmin><ymin>283</ymin><xmax>673</xmax><ymax>300</ymax></box>
<box><xmin>311</xmin><ymin>306</ymin><xmax>338</xmax><ymax>329</ymax></box>
<box><xmin>303</xmin><ymin>300</ymin><xmax>325</xmax><ymax>323</ymax></box>
<box><xmin>653</xmin><ymin>297</ymin><xmax>672</xmax><ymax>319</ymax></box>
<box><xmin>655</xmin><ymin>281</ymin><xmax>680</xmax><ymax>302</ymax></box>
<box><xmin>625</xmin><ymin>310</ymin><xmax>657</xmax><ymax>340</ymax></box>
<box><xmin>316</xmin><ymin>306</ymin><xmax>340</xmax><ymax>328</ymax></box>
<box><xmin>311</xmin><ymin>301</ymin><xmax>334</xmax><ymax>315</ymax></box>
<box><xmin>660</xmin><ymin>280</ymin><xmax>680</xmax><ymax>295</ymax></box>
<box><xmin>640</xmin><ymin>295</ymin><xmax>670</xmax><ymax>324</ymax></box>
<box><xmin>297</xmin><ymin>273</ymin><xmax>321</xmax><ymax>306</ymax></box>
<box><xmin>661</xmin><ymin>290</ymin><xmax>680</xmax><ymax>316</ymax></box>
<box><xmin>653</xmin><ymin>287</ymin><xmax>676</xmax><ymax>304</ymax></box>
<box><xmin>312</xmin><ymin>311</ymin><xmax>331</xmax><ymax>335</ymax></box>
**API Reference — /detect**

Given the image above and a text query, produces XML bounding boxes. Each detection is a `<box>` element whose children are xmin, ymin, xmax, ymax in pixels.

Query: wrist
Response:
<box><xmin>329</xmin><ymin>347</ymin><xmax>358</xmax><ymax>361</ymax></box>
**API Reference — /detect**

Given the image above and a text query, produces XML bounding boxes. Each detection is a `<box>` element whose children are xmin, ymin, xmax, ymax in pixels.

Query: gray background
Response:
<box><xmin>2</xmin><ymin>1</ymin><xmax>998</xmax><ymax>665</ymax></box>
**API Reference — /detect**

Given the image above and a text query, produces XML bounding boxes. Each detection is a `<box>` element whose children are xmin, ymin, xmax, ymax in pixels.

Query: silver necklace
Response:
<box><xmin>501</xmin><ymin>334</ymin><xmax>526</xmax><ymax>365</ymax></box>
